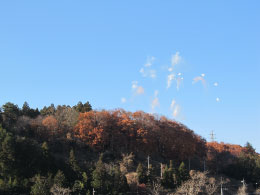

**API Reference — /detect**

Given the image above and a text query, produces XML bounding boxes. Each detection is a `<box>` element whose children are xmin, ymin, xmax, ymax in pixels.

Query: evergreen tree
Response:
<box><xmin>177</xmin><ymin>162</ymin><xmax>190</xmax><ymax>185</ymax></box>
<box><xmin>30</xmin><ymin>174</ymin><xmax>51</xmax><ymax>195</ymax></box>
<box><xmin>54</xmin><ymin>170</ymin><xmax>66</xmax><ymax>187</ymax></box>
<box><xmin>41</xmin><ymin>142</ymin><xmax>53</xmax><ymax>174</ymax></box>
<box><xmin>136</xmin><ymin>163</ymin><xmax>147</xmax><ymax>184</ymax></box>
<box><xmin>1</xmin><ymin>102</ymin><xmax>20</xmax><ymax>128</ymax></box>
<box><xmin>72</xmin><ymin>172</ymin><xmax>88</xmax><ymax>194</ymax></box>
<box><xmin>40</xmin><ymin>104</ymin><xmax>56</xmax><ymax>116</ymax></box>
<box><xmin>69</xmin><ymin>149</ymin><xmax>80</xmax><ymax>174</ymax></box>
<box><xmin>83</xmin><ymin>101</ymin><xmax>92</xmax><ymax>112</ymax></box>
<box><xmin>147</xmin><ymin>164</ymin><xmax>156</xmax><ymax>185</ymax></box>
<box><xmin>72</xmin><ymin>180</ymin><xmax>84</xmax><ymax>194</ymax></box>
<box><xmin>91</xmin><ymin>155</ymin><xmax>109</xmax><ymax>194</ymax></box>
<box><xmin>22</xmin><ymin>102</ymin><xmax>30</xmax><ymax>116</ymax></box>
<box><xmin>0</xmin><ymin>125</ymin><xmax>15</xmax><ymax>179</ymax></box>
<box><xmin>82</xmin><ymin>171</ymin><xmax>88</xmax><ymax>185</ymax></box>
<box><xmin>73</xmin><ymin>101</ymin><xmax>92</xmax><ymax>113</ymax></box>
<box><xmin>244</xmin><ymin>142</ymin><xmax>255</xmax><ymax>155</ymax></box>
<box><xmin>42</xmin><ymin>142</ymin><xmax>49</xmax><ymax>157</ymax></box>
<box><xmin>161</xmin><ymin>161</ymin><xmax>175</xmax><ymax>189</ymax></box>
<box><xmin>111</xmin><ymin>166</ymin><xmax>129</xmax><ymax>194</ymax></box>
<box><xmin>162</xmin><ymin>165</ymin><xmax>170</xmax><ymax>188</ymax></box>
<box><xmin>0</xmin><ymin>109</ymin><xmax>2</xmax><ymax>125</ymax></box>
<box><xmin>22</xmin><ymin>102</ymin><xmax>40</xmax><ymax>118</ymax></box>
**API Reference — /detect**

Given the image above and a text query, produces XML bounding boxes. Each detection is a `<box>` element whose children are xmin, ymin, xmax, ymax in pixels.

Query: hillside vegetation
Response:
<box><xmin>0</xmin><ymin>101</ymin><xmax>259</xmax><ymax>194</ymax></box>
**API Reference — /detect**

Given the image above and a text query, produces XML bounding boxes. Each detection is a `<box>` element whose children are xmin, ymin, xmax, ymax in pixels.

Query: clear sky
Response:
<box><xmin>0</xmin><ymin>1</ymin><xmax>259</xmax><ymax>151</ymax></box>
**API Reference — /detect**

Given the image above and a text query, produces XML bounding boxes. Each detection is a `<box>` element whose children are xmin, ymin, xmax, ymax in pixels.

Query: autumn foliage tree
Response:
<box><xmin>42</xmin><ymin>116</ymin><xmax>58</xmax><ymax>137</ymax></box>
<box><xmin>74</xmin><ymin>109</ymin><xmax>207</xmax><ymax>162</ymax></box>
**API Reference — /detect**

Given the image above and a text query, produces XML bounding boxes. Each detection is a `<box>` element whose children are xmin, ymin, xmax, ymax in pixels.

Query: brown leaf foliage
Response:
<box><xmin>74</xmin><ymin>109</ymin><xmax>206</xmax><ymax>161</ymax></box>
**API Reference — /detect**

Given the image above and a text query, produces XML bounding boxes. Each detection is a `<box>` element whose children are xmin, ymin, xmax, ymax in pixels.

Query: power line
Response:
<box><xmin>209</xmin><ymin>130</ymin><xmax>216</xmax><ymax>142</ymax></box>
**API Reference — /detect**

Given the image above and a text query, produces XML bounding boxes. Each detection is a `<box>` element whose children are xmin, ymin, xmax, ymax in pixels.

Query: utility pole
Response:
<box><xmin>220</xmin><ymin>177</ymin><xmax>224</xmax><ymax>195</ymax></box>
<box><xmin>147</xmin><ymin>155</ymin><xmax>150</xmax><ymax>169</ymax></box>
<box><xmin>92</xmin><ymin>188</ymin><xmax>95</xmax><ymax>195</ymax></box>
<box><xmin>188</xmin><ymin>158</ymin><xmax>191</xmax><ymax>171</ymax></box>
<box><xmin>209</xmin><ymin>130</ymin><xmax>216</xmax><ymax>142</ymax></box>
<box><xmin>147</xmin><ymin>155</ymin><xmax>150</xmax><ymax>174</ymax></box>
<box><xmin>241</xmin><ymin>178</ymin><xmax>245</xmax><ymax>186</ymax></box>
<box><xmin>241</xmin><ymin>178</ymin><xmax>246</xmax><ymax>190</ymax></box>
<box><xmin>160</xmin><ymin>163</ymin><xmax>163</xmax><ymax>179</ymax></box>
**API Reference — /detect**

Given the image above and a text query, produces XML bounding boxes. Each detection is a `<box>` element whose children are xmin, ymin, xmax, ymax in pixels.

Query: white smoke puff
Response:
<box><xmin>140</xmin><ymin>56</ymin><xmax>156</xmax><ymax>78</ymax></box>
<box><xmin>178</xmin><ymin>73</ymin><xmax>182</xmax><ymax>76</ymax></box>
<box><xmin>176</xmin><ymin>77</ymin><xmax>183</xmax><ymax>90</ymax></box>
<box><xmin>170</xmin><ymin>99</ymin><xmax>176</xmax><ymax>110</ymax></box>
<box><xmin>140</xmin><ymin>69</ymin><xmax>156</xmax><ymax>78</ymax></box>
<box><xmin>214</xmin><ymin>82</ymin><xmax>218</xmax><ymax>87</ymax></box>
<box><xmin>140</xmin><ymin>68</ymin><xmax>148</xmax><ymax>77</ymax></box>
<box><xmin>201</xmin><ymin>73</ymin><xmax>205</xmax><ymax>77</ymax></box>
<box><xmin>151</xmin><ymin>97</ymin><xmax>159</xmax><ymax>110</ymax></box>
<box><xmin>171</xmin><ymin>52</ymin><xmax>181</xmax><ymax>67</ymax></box>
<box><xmin>149</xmin><ymin>69</ymin><xmax>156</xmax><ymax>78</ymax></box>
<box><xmin>173</xmin><ymin>105</ymin><xmax>180</xmax><ymax>117</ymax></box>
<box><xmin>121</xmin><ymin>98</ymin><xmax>126</xmax><ymax>103</ymax></box>
<box><xmin>192</xmin><ymin>76</ymin><xmax>204</xmax><ymax>83</ymax></box>
<box><xmin>170</xmin><ymin>99</ymin><xmax>180</xmax><ymax>118</ymax></box>
<box><xmin>192</xmin><ymin>76</ymin><xmax>206</xmax><ymax>88</ymax></box>
<box><xmin>154</xmin><ymin>90</ymin><xmax>159</xmax><ymax>97</ymax></box>
<box><xmin>168</xmin><ymin>67</ymin><xmax>173</xmax><ymax>72</ymax></box>
<box><xmin>132</xmin><ymin>81</ymin><xmax>138</xmax><ymax>89</ymax></box>
<box><xmin>167</xmin><ymin>74</ymin><xmax>175</xmax><ymax>89</ymax></box>
<box><xmin>144</xmin><ymin>56</ymin><xmax>155</xmax><ymax>67</ymax></box>
<box><xmin>216</xmin><ymin>97</ymin><xmax>220</xmax><ymax>102</ymax></box>
<box><xmin>136</xmin><ymin>86</ymin><xmax>144</xmax><ymax>94</ymax></box>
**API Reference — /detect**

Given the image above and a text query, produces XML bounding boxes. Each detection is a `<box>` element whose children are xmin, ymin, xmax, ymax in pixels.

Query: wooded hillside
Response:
<box><xmin>0</xmin><ymin>101</ymin><xmax>259</xmax><ymax>194</ymax></box>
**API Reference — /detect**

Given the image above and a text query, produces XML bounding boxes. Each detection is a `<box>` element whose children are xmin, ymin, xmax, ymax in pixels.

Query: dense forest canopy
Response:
<box><xmin>0</xmin><ymin>101</ymin><xmax>259</xmax><ymax>194</ymax></box>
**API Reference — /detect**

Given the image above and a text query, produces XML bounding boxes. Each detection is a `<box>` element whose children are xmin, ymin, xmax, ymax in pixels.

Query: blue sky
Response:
<box><xmin>0</xmin><ymin>1</ymin><xmax>259</xmax><ymax>151</ymax></box>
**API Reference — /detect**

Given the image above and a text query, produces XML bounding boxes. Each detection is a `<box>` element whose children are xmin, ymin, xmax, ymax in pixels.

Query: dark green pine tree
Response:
<box><xmin>162</xmin><ymin>165</ymin><xmax>170</xmax><ymax>188</ymax></box>
<box><xmin>0</xmin><ymin>125</ymin><xmax>15</xmax><ymax>180</ymax></box>
<box><xmin>1</xmin><ymin>102</ymin><xmax>20</xmax><ymax>129</ymax></box>
<box><xmin>22</xmin><ymin>102</ymin><xmax>40</xmax><ymax>118</ymax></box>
<box><xmin>136</xmin><ymin>163</ymin><xmax>147</xmax><ymax>184</ymax></box>
<box><xmin>169</xmin><ymin>160</ymin><xmax>176</xmax><ymax>187</ymax></box>
<box><xmin>30</xmin><ymin>174</ymin><xmax>51</xmax><ymax>195</ymax></box>
<box><xmin>83</xmin><ymin>101</ymin><xmax>92</xmax><ymax>112</ymax></box>
<box><xmin>91</xmin><ymin>155</ymin><xmax>109</xmax><ymax>194</ymax></box>
<box><xmin>0</xmin><ymin>108</ymin><xmax>3</xmax><ymax>125</ymax></box>
<box><xmin>69</xmin><ymin>149</ymin><xmax>81</xmax><ymax>174</ymax></box>
<box><xmin>147</xmin><ymin>164</ymin><xmax>156</xmax><ymax>185</ymax></box>
<box><xmin>162</xmin><ymin>161</ymin><xmax>175</xmax><ymax>189</ymax></box>
<box><xmin>72</xmin><ymin>171</ymin><xmax>88</xmax><ymax>194</ymax></box>
<box><xmin>82</xmin><ymin>171</ymin><xmax>88</xmax><ymax>186</ymax></box>
<box><xmin>40</xmin><ymin>104</ymin><xmax>56</xmax><ymax>116</ymax></box>
<box><xmin>40</xmin><ymin>142</ymin><xmax>54</xmax><ymax>174</ymax></box>
<box><xmin>73</xmin><ymin>101</ymin><xmax>84</xmax><ymax>113</ymax></box>
<box><xmin>41</xmin><ymin>142</ymin><xmax>49</xmax><ymax>157</ymax></box>
<box><xmin>177</xmin><ymin>162</ymin><xmax>190</xmax><ymax>185</ymax></box>
<box><xmin>53</xmin><ymin>170</ymin><xmax>66</xmax><ymax>187</ymax></box>
<box><xmin>111</xmin><ymin>166</ymin><xmax>129</xmax><ymax>194</ymax></box>
<box><xmin>73</xmin><ymin>101</ymin><xmax>92</xmax><ymax>113</ymax></box>
<box><xmin>22</xmin><ymin>102</ymin><xmax>30</xmax><ymax>116</ymax></box>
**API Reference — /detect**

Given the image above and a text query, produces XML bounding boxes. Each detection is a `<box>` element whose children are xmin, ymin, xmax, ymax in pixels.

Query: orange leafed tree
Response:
<box><xmin>42</xmin><ymin>115</ymin><xmax>58</xmax><ymax>136</ymax></box>
<box><xmin>206</xmin><ymin>142</ymin><xmax>245</xmax><ymax>173</ymax></box>
<box><xmin>74</xmin><ymin>109</ymin><xmax>207</xmax><ymax>161</ymax></box>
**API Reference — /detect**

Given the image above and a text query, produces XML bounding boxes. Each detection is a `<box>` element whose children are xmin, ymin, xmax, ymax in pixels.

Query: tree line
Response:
<box><xmin>0</xmin><ymin>101</ymin><xmax>259</xmax><ymax>194</ymax></box>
